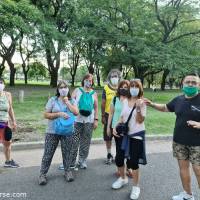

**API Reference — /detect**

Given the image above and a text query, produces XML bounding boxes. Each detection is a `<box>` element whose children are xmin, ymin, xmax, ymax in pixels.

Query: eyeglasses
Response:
<box><xmin>184</xmin><ymin>81</ymin><xmax>198</xmax><ymax>85</ymax></box>
<box><xmin>111</xmin><ymin>75</ymin><xmax>118</xmax><ymax>78</ymax></box>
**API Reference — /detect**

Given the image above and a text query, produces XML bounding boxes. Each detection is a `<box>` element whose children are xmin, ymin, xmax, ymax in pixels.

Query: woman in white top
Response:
<box><xmin>112</xmin><ymin>79</ymin><xmax>147</xmax><ymax>200</ymax></box>
<box><xmin>72</xmin><ymin>74</ymin><xmax>98</xmax><ymax>169</ymax></box>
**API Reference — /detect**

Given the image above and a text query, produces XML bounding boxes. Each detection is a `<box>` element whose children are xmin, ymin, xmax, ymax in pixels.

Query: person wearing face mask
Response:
<box><xmin>112</xmin><ymin>79</ymin><xmax>147</xmax><ymax>200</ymax></box>
<box><xmin>102</xmin><ymin>69</ymin><xmax>121</xmax><ymax>164</ymax></box>
<box><xmin>0</xmin><ymin>78</ymin><xmax>18</xmax><ymax>168</ymax></box>
<box><xmin>38</xmin><ymin>80</ymin><xmax>79</xmax><ymax>185</ymax></box>
<box><xmin>71</xmin><ymin>74</ymin><xmax>98</xmax><ymax>170</ymax></box>
<box><xmin>144</xmin><ymin>73</ymin><xmax>200</xmax><ymax>200</ymax></box>
<box><xmin>107</xmin><ymin>80</ymin><xmax>133</xmax><ymax>178</ymax></box>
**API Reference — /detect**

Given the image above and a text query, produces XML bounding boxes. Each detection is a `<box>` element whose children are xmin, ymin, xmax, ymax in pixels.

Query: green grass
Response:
<box><xmin>7</xmin><ymin>85</ymin><xmax>181</xmax><ymax>140</ymax></box>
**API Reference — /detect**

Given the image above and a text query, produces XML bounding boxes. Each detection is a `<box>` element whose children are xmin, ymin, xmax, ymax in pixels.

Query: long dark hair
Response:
<box><xmin>56</xmin><ymin>80</ymin><xmax>71</xmax><ymax>99</ymax></box>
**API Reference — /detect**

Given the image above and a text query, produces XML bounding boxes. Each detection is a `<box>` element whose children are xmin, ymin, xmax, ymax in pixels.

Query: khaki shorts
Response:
<box><xmin>173</xmin><ymin>141</ymin><xmax>200</xmax><ymax>166</ymax></box>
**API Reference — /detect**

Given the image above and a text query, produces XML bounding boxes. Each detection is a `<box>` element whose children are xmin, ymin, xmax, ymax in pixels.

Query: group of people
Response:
<box><xmin>0</xmin><ymin>71</ymin><xmax>200</xmax><ymax>200</ymax></box>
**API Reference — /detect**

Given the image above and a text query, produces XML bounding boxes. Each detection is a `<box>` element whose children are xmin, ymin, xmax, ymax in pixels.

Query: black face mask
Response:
<box><xmin>119</xmin><ymin>88</ymin><xmax>129</xmax><ymax>96</ymax></box>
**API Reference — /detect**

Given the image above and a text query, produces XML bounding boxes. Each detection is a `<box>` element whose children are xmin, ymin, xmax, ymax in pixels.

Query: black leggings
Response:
<box><xmin>114</xmin><ymin>136</ymin><xmax>143</xmax><ymax>170</ymax></box>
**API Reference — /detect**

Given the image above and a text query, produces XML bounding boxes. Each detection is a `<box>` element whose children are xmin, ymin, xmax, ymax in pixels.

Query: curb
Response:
<box><xmin>0</xmin><ymin>135</ymin><xmax>172</xmax><ymax>151</ymax></box>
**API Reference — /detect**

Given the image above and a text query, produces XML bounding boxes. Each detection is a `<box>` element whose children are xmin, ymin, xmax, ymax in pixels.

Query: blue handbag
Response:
<box><xmin>53</xmin><ymin>99</ymin><xmax>75</xmax><ymax>136</ymax></box>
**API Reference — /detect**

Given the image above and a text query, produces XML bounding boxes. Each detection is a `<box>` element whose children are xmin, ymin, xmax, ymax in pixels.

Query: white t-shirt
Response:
<box><xmin>121</xmin><ymin>99</ymin><xmax>146</xmax><ymax>139</ymax></box>
<box><xmin>73</xmin><ymin>88</ymin><xmax>96</xmax><ymax>123</ymax></box>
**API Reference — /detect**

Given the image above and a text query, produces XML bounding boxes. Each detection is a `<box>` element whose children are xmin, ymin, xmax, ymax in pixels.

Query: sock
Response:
<box><xmin>107</xmin><ymin>149</ymin><xmax>111</xmax><ymax>155</ymax></box>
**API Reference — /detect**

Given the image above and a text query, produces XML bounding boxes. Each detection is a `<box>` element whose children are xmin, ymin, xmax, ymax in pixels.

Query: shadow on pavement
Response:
<box><xmin>0</xmin><ymin>152</ymin><xmax>199</xmax><ymax>200</ymax></box>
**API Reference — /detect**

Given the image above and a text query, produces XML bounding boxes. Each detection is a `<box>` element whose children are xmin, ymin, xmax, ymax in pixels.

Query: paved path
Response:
<box><xmin>0</xmin><ymin>141</ymin><xmax>199</xmax><ymax>200</ymax></box>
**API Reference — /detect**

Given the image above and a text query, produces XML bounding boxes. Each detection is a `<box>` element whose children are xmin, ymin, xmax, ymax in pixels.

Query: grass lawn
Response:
<box><xmin>6</xmin><ymin>85</ymin><xmax>181</xmax><ymax>141</ymax></box>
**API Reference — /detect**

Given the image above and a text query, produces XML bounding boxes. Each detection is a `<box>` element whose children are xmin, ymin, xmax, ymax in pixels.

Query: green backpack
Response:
<box><xmin>78</xmin><ymin>87</ymin><xmax>95</xmax><ymax>117</ymax></box>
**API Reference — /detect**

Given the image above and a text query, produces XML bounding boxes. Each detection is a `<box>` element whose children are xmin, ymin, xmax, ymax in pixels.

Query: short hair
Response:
<box><xmin>81</xmin><ymin>73</ymin><xmax>94</xmax><ymax>87</ymax></box>
<box><xmin>129</xmin><ymin>79</ymin><xmax>144</xmax><ymax>98</ymax></box>
<box><xmin>56</xmin><ymin>80</ymin><xmax>71</xmax><ymax>99</ymax></box>
<box><xmin>182</xmin><ymin>73</ymin><xmax>200</xmax><ymax>83</ymax></box>
<box><xmin>107</xmin><ymin>69</ymin><xmax>122</xmax><ymax>82</ymax></box>
<box><xmin>116</xmin><ymin>80</ymin><xmax>130</xmax><ymax>97</ymax></box>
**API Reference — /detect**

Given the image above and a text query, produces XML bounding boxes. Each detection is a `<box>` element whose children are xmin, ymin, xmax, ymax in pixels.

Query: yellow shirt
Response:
<box><xmin>104</xmin><ymin>85</ymin><xmax>116</xmax><ymax>113</ymax></box>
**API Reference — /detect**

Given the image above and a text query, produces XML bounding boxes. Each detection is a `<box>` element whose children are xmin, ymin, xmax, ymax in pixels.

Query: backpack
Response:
<box><xmin>78</xmin><ymin>87</ymin><xmax>95</xmax><ymax>117</ymax></box>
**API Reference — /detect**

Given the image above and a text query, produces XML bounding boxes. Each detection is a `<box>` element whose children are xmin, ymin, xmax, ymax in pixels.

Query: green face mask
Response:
<box><xmin>182</xmin><ymin>86</ymin><xmax>199</xmax><ymax>97</ymax></box>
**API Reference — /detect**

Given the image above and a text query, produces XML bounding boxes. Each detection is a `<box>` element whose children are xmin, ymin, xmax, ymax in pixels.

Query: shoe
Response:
<box><xmin>112</xmin><ymin>177</ymin><xmax>128</xmax><ymax>189</ymax></box>
<box><xmin>64</xmin><ymin>170</ymin><xmax>74</xmax><ymax>182</ymax></box>
<box><xmin>172</xmin><ymin>191</ymin><xmax>195</xmax><ymax>200</ymax></box>
<box><xmin>130</xmin><ymin>186</ymin><xmax>140</xmax><ymax>200</ymax></box>
<box><xmin>105</xmin><ymin>153</ymin><xmax>113</xmax><ymax>165</ymax></box>
<box><xmin>79</xmin><ymin>160</ymin><xmax>87</xmax><ymax>169</ymax></box>
<box><xmin>58</xmin><ymin>163</ymin><xmax>64</xmax><ymax>170</ymax></box>
<box><xmin>4</xmin><ymin>159</ymin><xmax>20</xmax><ymax>168</ymax></box>
<box><xmin>38</xmin><ymin>174</ymin><xmax>47</xmax><ymax>185</ymax></box>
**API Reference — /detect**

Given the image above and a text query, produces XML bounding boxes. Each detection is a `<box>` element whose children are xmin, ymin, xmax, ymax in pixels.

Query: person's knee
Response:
<box><xmin>115</xmin><ymin>156</ymin><xmax>124</xmax><ymax>167</ymax></box>
<box><xmin>3</xmin><ymin>141</ymin><xmax>11</xmax><ymax>148</ymax></box>
<box><xmin>129</xmin><ymin>161</ymin><xmax>139</xmax><ymax>170</ymax></box>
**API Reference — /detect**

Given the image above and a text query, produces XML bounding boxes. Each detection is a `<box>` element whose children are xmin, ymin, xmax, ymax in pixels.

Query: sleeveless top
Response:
<box><xmin>104</xmin><ymin>85</ymin><xmax>116</xmax><ymax>114</ymax></box>
<box><xmin>0</xmin><ymin>93</ymin><xmax>9</xmax><ymax>122</ymax></box>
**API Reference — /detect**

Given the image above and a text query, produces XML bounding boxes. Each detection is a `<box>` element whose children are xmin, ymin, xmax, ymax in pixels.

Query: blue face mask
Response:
<box><xmin>84</xmin><ymin>80</ymin><xmax>92</xmax><ymax>88</ymax></box>
<box><xmin>130</xmin><ymin>87</ymin><xmax>139</xmax><ymax>97</ymax></box>
<box><xmin>59</xmin><ymin>88</ymin><xmax>69</xmax><ymax>97</ymax></box>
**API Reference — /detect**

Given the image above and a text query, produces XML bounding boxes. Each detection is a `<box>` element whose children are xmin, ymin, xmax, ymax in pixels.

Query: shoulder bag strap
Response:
<box><xmin>125</xmin><ymin>105</ymin><xmax>136</xmax><ymax>125</ymax></box>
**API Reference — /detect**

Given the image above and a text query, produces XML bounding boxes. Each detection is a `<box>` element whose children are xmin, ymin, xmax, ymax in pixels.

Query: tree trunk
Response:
<box><xmin>88</xmin><ymin>62</ymin><xmax>94</xmax><ymax>74</ymax></box>
<box><xmin>7</xmin><ymin>61</ymin><xmax>16</xmax><ymax>86</ymax></box>
<box><xmin>24</xmin><ymin>71</ymin><xmax>28</xmax><ymax>85</ymax></box>
<box><xmin>95</xmin><ymin>66</ymin><xmax>101</xmax><ymax>87</ymax></box>
<box><xmin>0</xmin><ymin>59</ymin><xmax>6</xmax><ymax>78</ymax></box>
<box><xmin>71</xmin><ymin>74</ymin><xmax>75</xmax><ymax>87</ymax></box>
<box><xmin>10</xmin><ymin>67</ymin><xmax>16</xmax><ymax>86</ymax></box>
<box><xmin>161</xmin><ymin>69</ymin><xmax>170</xmax><ymax>90</ymax></box>
<box><xmin>50</xmin><ymin>69</ymin><xmax>58</xmax><ymax>87</ymax></box>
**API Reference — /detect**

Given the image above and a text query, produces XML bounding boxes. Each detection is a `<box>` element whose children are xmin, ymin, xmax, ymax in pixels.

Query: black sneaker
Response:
<box><xmin>4</xmin><ymin>159</ymin><xmax>20</xmax><ymax>168</ymax></box>
<box><xmin>38</xmin><ymin>174</ymin><xmax>47</xmax><ymax>185</ymax></box>
<box><xmin>105</xmin><ymin>153</ymin><xmax>113</xmax><ymax>165</ymax></box>
<box><xmin>64</xmin><ymin>170</ymin><xmax>74</xmax><ymax>182</ymax></box>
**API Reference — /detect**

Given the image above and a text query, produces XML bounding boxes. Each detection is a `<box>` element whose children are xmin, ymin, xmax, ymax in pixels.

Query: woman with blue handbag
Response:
<box><xmin>39</xmin><ymin>80</ymin><xmax>79</xmax><ymax>185</ymax></box>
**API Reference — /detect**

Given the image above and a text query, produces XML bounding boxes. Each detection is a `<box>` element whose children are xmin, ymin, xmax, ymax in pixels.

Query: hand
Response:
<box><xmin>12</xmin><ymin>121</ymin><xmax>17</xmax><ymax>132</ymax></box>
<box><xmin>107</xmin><ymin>127</ymin><xmax>111</xmax><ymax>136</ymax></box>
<box><xmin>143</xmin><ymin>98</ymin><xmax>153</xmax><ymax>106</ymax></box>
<box><xmin>101</xmin><ymin>115</ymin><xmax>106</xmax><ymax>124</ymax></box>
<box><xmin>187</xmin><ymin>120</ymin><xmax>200</xmax><ymax>129</ymax></box>
<box><xmin>59</xmin><ymin>112</ymin><xmax>69</xmax><ymax>119</ymax></box>
<box><xmin>93</xmin><ymin>120</ymin><xmax>98</xmax><ymax>129</ymax></box>
<box><xmin>63</xmin><ymin>97</ymin><xmax>70</xmax><ymax>104</ymax></box>
<box><xmin>112</xmin><ymin>128</ymin><xmax>120</xmax><ymax>138</ymax></box>
<box><xmin>136</xmin><ymin>98</ymin><xmax>144</xmax><ymax>109</ymax></box>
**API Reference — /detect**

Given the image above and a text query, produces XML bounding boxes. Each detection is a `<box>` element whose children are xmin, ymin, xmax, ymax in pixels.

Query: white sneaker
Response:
<box><xmin>130</xmin><ymin>186</ymin><xmax>140</xmax><ymax>200</ymax></box>
<box><xmin>79</xmin><ymin>160</ymin><xmax>87</xmax><ymax>169</ymax></box>
<box><xmin>112</xmin><ymin>177</ymin><xmax>128</xmax><ymax>189</ymax></box>
<box><xmin>172</xmin><ymin>191</ymin><xmax>195</xmax><ymax>200</ymax></box>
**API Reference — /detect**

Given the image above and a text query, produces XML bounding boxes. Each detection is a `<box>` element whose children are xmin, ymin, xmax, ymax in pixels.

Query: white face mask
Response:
<box><xmin>110</xmin><ymin>77</ymin><xmax>119</xmax><ymax>86</ymax></box>
<box><xmin>0</xmin><ymin>83</ymin><xmax>5</xmax><ymax>92</ymax></box>
<box><xmin>84</xmin><ymin>80</ymin><xmax>92</xmax><ymax>88</ymax></box>
<box><xmin>130</xmin><ymin>87</ymin><xmax>139</xmax><ymax>97</ymax></box>
<box><xmin>59</xmin><ymin>88</ymin><xmax>69</xmax><ymax>97</ymax></box>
